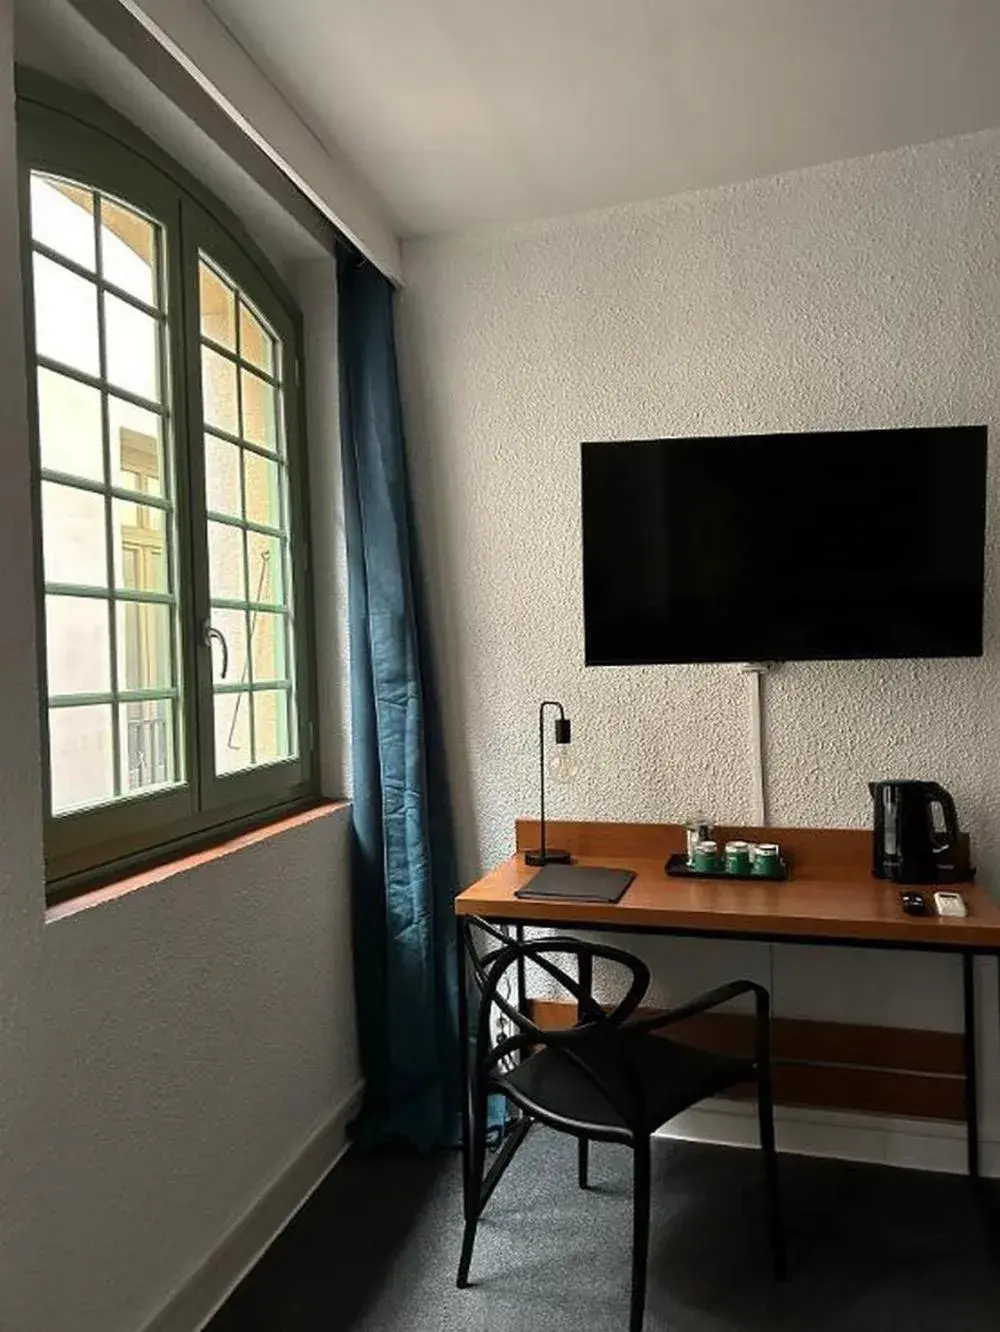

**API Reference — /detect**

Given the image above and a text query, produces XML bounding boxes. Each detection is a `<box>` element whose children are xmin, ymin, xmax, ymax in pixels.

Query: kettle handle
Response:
<box><xmin>926</xmin><ymin>783</ymin><xmax>959</xmax><ymax>850</ymax></box>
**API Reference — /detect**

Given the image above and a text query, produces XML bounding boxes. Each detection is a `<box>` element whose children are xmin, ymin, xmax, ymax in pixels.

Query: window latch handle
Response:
<box><xmin>202</xmin><ymin>622</ymin><xmax>229</xmax><ymax>679</ymax></box>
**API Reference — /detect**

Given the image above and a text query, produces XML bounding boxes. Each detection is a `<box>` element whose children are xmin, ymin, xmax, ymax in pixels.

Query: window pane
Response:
<box><xmin>117</xmin><ymin>601</ymin><xmax>173</xmax><ymax>690</ymax></box>
<box><xmin>209</xmin><ymin>606</ymin><xmax>248</xmax><ymax>685</ymax></box>
<box><xmin>214</xmin><ymin>692</ymin><xmax>251</xmax><ymax>774</ymax></box>
<box><xmin>110</xmin><ymin>398</ymin><xmax>164</xmax><ymax>498</ymax></box>
<box><xmin>200</xmin><ymin>261</ymin><xmax>235</xmax><ymax>349</ymax></box>
<box><xmin>208</xmin><ymin>520</ymin><xmax>246</xmax><ymax>601</ymax></box>
<box><xmin>250</xmin><ymin>611</ymin><xmax>287</xmax><ymax>683</ymax></box>
<box><xmin>243</xmin><ymin>450</ymin><xmax>281</xmax><ymax>529</ymax></box>
<box><xmin>240</xmin><ymin>369</ymin><xmax>279</xmax><ymax>452</ymax></box>
<box><xmin>121</xmin><ymin>698</ymin><xmax>175</xmax><ymax>793</ymax></box>
<box><xmin>205</xmin><ymin>434</ymin><xmax>242</xmax><ymax>518</ymax></box>
<box><xmin>30</xmin><ymin>175</ymin><xmax>96</xmax><ymax>270</ymax></box>
<box><xmin>42</xmin><ymin>482</ymin><xmax>108</xmax><ymax>588</ymax></box>
<box><xmin>49</xmin><ymin>704</ymin><xmax>114</xmax><ymax>814</ymax></box>
<box><xmin>202</xmin><ymin>346</ymin><xmax>238</xmax><ymax>435</ymax></box>
<box><xmin>112</xmin><ymin>500</ymin><xmax>168</xmax><ymax>593</ymax></box>
<box><xmin>105</xmin><ymin>294</ymin><xmax>160</xmax><ymax>401</ymax></box>
<box><xmin>239</xmin><ymin>301</ymin><xmax>274</xmax><ymax>374</ymax></box>
<box><xmin>37</xmin><ymin>367</ymin><xmax>104</xmax><ymax>483</ymax></box>
<box><xmin>100</xmin><ymin>199</ymin><xmax>157</xmax><ymax>306</ymax></box>
<box><xmin>246</xmin><ymin>531</ymin><xmax>284</xmax><ymax>603</ymax></box>
<box><xmin>45</xmin><ymin>595</ymin><xmax>111</xmax><ymax>697</ymax></box>
<box><xmin>253</xmin><ymin>690</ymin><xmax>291</xmax><ymax>764</ymax></box>
<box><xmin>33</xmin><ymin>254</ymin><xmax>99</xmax><ymax>377</ymax></box>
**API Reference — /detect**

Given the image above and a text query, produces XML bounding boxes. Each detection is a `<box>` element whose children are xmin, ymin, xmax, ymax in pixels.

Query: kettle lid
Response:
<box><xmin>870</xmin><ymin>779</ymin><xmax>945</xmax><ymax>792</ymax></box>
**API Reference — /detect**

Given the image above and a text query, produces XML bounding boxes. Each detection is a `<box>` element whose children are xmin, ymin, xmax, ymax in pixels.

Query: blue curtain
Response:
<box><xmin>337</xmin><ymin>249</ymin><xmax>461</xmax><ymax>1151</ymax></box>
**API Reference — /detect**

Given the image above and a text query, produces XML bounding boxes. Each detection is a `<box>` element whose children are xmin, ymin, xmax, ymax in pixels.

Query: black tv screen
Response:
<box><xmin>581</xmin><ymin>427</ymin><xmax>987</xmax><ymax>665</ymax></box>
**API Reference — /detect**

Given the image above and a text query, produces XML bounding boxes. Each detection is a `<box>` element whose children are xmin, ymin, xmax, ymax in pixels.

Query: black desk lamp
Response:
<box><xmin>524</xmin><ymin>700</ymin><xmax>573</xmax><ymax>866</ymax></box>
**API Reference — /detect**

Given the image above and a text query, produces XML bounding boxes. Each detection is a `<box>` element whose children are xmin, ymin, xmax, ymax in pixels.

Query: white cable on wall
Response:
<box><xmin>740</xmin><ymin>663</ymin><xmax>770</xmax><ymax>826</ymax></box>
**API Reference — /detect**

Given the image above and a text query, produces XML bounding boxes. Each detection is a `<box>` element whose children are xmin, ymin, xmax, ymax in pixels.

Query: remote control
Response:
<box><xmin>900</xmin><ymin>891</ymin><xmax>928</xmax><ymax>916</ymax></box>
<box><xmin>933</xmin><ymin>891</ymin><xmax>968</xmax><ymax>918</ymax></box>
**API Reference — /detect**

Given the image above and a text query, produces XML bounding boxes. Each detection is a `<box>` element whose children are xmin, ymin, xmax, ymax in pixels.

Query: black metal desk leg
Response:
<box><xmin>962</xmin><ymin>951</ymin><xmax>980</xmax><ymax>1180</ymax></box>
<box><xmin>457</xmin><ymin>915</ymin><xmax>472</xmax><ymax>1218</ymax></box>
<box><xmin>578</xmin><ymin>950</ymin><xmax>594</xmax><ymax>1019</ymax></box>
<box><xmin>578</xmin><ymin>949</ymin><xmax>594</xmax><ymax>1190</ymax></box>
<box><xmin>515</xmin><ymin>924</ymin><xmax>528</xmax><ymax>1034</ymax></box>
<box><xmin>513</xmin><ymin>923</ymin><xmax>529</xmax><ymax>1076</ymax></box>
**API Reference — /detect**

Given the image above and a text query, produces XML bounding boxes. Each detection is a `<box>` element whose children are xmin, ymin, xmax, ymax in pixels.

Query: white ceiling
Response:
<box><xmin>204</xmin><ymin>0</ymin><xmax>1000</xmax><ymax>237</ymax></box>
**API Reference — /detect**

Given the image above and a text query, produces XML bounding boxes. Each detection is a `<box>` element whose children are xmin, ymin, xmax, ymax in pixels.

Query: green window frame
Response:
<box><xmin>17</xmin><ymin>72</ymin><xmax>317</xmax><ymax>903</ymax></box>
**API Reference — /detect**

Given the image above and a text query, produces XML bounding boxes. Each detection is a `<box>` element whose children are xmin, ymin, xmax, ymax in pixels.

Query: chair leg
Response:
<box><xmin>578</xmin><ymin>1136</ymin><xmax>590</xmax><ymax>1189</ymax></box>
<box><xmin>457</xmin><ymin>1087</ymin><xmax>489</xmax><ymax>1288</ymax></box>
<box><xmin>630</xmin><ymin>1136</ymin><xmax>651</xmax><ymax>1332</ymax></box>
<box><xmin>758</xmin><ymin>1067</ymin><xmax>787</xmax><ymax>1280</ymax></box>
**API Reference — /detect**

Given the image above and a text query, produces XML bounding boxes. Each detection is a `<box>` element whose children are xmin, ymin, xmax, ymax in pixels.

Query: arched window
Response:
<box><xmin>18</xmin><ymin>77</ymin><xmax>315</xmax><ymax>898</ymax></box>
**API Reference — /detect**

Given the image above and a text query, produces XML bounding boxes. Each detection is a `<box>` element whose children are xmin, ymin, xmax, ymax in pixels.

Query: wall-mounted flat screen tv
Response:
<box><xmin>581</xmin><ymin>427</ymin><xmax>987</xmax><ymax>665</ymax></box>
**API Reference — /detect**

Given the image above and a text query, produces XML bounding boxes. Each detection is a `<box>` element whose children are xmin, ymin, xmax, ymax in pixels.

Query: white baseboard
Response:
<box><xmin>658</xmin><ymin>1097</ymin><xmax>1000</xmax><ymax>1177</ymax></box>
<box><xmin>141</xmin><ymin>1082</ymin><xmax>364</xmax><ymax>1332</ymax></box>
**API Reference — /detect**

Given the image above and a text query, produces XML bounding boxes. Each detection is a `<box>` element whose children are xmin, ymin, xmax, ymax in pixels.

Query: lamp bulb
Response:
<box><xmin>548</xmin><ymin>749</ymin><xmax>579</xmax><ymax>784</ymax></box>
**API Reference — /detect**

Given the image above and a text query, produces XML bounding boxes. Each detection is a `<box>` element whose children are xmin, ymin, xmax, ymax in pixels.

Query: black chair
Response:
<box><xmin>457</xmin><ymin>919</ymin><xmax>785</xmax><ymax>1332</ymax></box>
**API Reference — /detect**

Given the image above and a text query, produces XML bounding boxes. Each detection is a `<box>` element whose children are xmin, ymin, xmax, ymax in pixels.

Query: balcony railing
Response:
<box><xmin>126</xmin><ymin>713</ymin><xmax>169</xmax><ymax>790</ymax></box>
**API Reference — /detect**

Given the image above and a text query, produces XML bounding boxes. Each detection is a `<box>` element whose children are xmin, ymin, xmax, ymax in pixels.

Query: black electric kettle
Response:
<box><xmin>869</xmin><ymin>780</ymin><xmax>972</xmax><ymax>884</ymax></box>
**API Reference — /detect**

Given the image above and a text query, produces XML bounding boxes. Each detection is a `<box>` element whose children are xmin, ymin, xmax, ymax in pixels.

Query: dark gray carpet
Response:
<box><xmin>208</xmin><ymin>1130</ymin><xmax>1000</xmax><ymax>1331</ymax></box>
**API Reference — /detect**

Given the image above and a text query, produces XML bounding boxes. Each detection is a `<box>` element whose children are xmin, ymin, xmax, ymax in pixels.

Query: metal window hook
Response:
<box><xmin>202</xmin><ymin>621</ymin><xmax>229</xmax><ymax>679</ymax></box>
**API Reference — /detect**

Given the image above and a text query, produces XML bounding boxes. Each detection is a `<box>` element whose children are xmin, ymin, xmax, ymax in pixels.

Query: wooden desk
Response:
<box><xmin>455</xmin><ymin>820</ymin><xmax>1000</xmax><ymax>1180</ymax></box>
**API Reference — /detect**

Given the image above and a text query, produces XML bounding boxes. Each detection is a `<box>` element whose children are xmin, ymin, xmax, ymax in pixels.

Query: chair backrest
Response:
<box><xmin>464</xmin><ymin>917</ymin><xmax>652</xmax><ymax>1127</ymax></box>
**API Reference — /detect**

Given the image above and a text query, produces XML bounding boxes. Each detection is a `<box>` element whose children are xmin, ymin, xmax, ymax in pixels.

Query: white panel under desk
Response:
<box><xmin>522</xmin><ymin>927</ymin><xmax>973</xmax><ymax>1036</ymax></box>
<box><xmin>771</xmin><ymin>942</ymin><xmax>965</xmax><ymax>1030</ymax></box>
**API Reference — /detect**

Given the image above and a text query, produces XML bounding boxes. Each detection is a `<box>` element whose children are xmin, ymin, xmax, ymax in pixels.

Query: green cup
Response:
<box><xmin>692</xmin><ymin>840</ymin><xmax>720</xmax><ymax>873</ymax></box>
<box><xmin>724</xmin><ymin>841</ymin><xmax>751</xmax><ymax>875</ymax></box>
<box><xmin>751</xmin><ymin>843</ymin><xmax>781</xmax><ymax>877</ymax></box>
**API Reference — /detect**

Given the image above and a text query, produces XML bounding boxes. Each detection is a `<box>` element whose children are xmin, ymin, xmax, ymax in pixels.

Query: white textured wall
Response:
<box><xmin>38</xmin><ymin>811</ymin><xmax>357</xmax><ymax>1332</ymax></box>
<box><xmin>398</xmin><ymin>129</ymin><xmax>1000</xmax><ymax>1162</ymax></box>
<box><xmin>0</xmin><ymin>10</ymin><xmax>359</xmax><ymax>1327</ymax></box>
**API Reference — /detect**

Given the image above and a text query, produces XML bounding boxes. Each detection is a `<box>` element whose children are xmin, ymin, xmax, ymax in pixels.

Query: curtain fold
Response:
<box><xmin>337</xmin><ymin>249</ymin><xmax>460</xmax><ymax>1151</ymax></box>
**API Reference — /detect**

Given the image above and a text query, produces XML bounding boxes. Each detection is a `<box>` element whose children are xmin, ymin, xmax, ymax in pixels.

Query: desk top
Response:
<box><xmin>454</xmin><ymin>820</ymin><xmax>1000</xmax><ymax>949</ymax></box>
